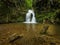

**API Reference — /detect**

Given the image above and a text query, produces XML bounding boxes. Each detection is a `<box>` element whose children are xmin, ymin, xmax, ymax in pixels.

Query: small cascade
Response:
<box><xmin>24</xmin><ymin>9</ymin><xmax>36</xmax><ymax>23</ymax></box>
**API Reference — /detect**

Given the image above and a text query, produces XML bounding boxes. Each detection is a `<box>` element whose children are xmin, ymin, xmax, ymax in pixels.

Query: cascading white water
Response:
<box><xmin>24</xmin><ymin>10</ymin><xmax>36</xmax><ymax>23</ymax></box>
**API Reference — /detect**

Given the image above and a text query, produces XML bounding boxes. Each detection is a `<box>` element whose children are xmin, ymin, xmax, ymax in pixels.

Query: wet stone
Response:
<box><xmin>8</xmin><ymin>33</ymin><xmax>23</xmax><ymax>43</ymax></box>
<box><xmin>40</xmin><ymin>25</ymin><xmax>49</xmax><ymax>34</ymax></box>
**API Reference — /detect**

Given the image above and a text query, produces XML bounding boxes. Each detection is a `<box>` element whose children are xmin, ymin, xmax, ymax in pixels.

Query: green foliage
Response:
<box><xmin>0</xmin><ymin>0</ymin><xmax>60</xmax><ymax>24</ymax></box>
<box><xmin>0</xmin><ymin>0</ymin><xmax>26</xmax><ymax>23</ymax></box>
<box><xmin>25</xmin><ymin>0</ymin><xmax>32</xmax><ymax>9</ymax></box>
<box><xmin>34</xmin><ymin>0</ymin><xmax>60</xmax><ymax>23</ymax></box>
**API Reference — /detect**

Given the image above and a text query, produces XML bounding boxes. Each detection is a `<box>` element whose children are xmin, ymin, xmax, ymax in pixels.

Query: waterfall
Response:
<box><xmin>24</xmin><ymin>9</ymin><xmax>36</xmax><ymax>23</ymax></box>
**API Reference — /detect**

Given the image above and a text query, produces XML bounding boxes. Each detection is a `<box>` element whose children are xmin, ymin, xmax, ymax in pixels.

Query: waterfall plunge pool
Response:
<box><xmin>0</xmin><ymin>23</ymin><xmax>60</xmax><ymax>45</ymax></box>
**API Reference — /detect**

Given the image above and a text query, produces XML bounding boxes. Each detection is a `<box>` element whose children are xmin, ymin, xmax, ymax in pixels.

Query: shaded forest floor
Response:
<box><xmin>0</xmin><ymin>23</ymin><xmax>60</xmax><ymax>45</ymax></box>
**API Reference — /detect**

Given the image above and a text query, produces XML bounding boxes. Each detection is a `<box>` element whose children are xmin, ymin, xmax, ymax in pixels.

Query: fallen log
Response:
<box><xmin>7</xmin><ymin>33</ymin><xmax>23</xmax><ymax>43</ymax></box>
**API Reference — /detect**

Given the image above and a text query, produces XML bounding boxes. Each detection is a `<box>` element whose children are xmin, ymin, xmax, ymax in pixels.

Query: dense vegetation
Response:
<box><xmin>34</xmin><ymin>0</ymin><xmax>60</xmax><ymax>23</ymax></box>
<box><xmin>0</xmin><ymin>0</ymin><xmax>60</xmax><ymax>24</ymax></box>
